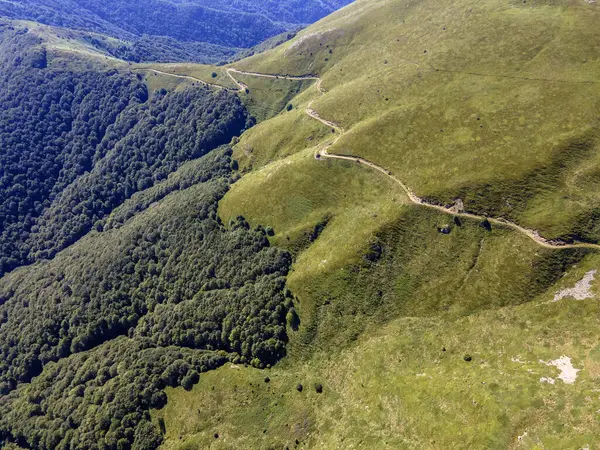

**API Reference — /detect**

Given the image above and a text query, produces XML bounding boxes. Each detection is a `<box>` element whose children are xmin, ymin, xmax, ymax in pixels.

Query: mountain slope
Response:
<box><xmin>231</xmin><ymin>0</ymin><xmax>600</xmax><ymax>243</ymax></box>
<box><xmin>0</xmin><ymin>0</ymin><xmax>354</xmax><ymax>62</ymax></box>
<box><xmin>0</xmin><ymin>148</ymin><xmax>295</xmax><ymax>450</ymax></box>
<box><xmin>0</xmin><ymin>21</ymin><xmax>311</xmax><ymax>450</ymax></box>
<box><xmin>0</xmin><ymin>26</ymin><xmax>252</xmax><ymax>277</ymax></box>
<box><xmin>0</xmin><ymin>0</ymin><xmax>599</xmax><ymax>448</ymax></box>
<box><xmin>153</xmin><ymin>0</ymin><xmax>600</xmax><ymax>447</ymax></box>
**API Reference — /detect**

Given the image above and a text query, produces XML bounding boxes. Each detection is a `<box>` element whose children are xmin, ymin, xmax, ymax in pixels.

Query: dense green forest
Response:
<box><xmin>0</xmin><ymin>25</ymin><xmax>296</xmax><ymax>450</ymax></box>
<box><xmin>0</xmin><ymin>27</ymin><xmax>252</xmax><ymax>277</ymax></box>
<box><xmin>0</xmin><ymin>147</ymin><xmax>295</xmax><ymax>449</ymax></box>
<box><xmin>0</xmin><ymin>0</ymin><xmax>353</xmax><ymax>62</ymax></box>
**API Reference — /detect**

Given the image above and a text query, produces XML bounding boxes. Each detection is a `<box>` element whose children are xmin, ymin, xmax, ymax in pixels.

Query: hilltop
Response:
<box><xmin>231</xmin><ymin>0</ymin><xmax>600</xmax><ymax>243</ymax></box>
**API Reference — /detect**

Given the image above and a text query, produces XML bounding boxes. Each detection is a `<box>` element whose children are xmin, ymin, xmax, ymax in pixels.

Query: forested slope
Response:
<box><xmin>0</xmin><ymin>23</ymin><xmax>303</xmax><ymax>450</ymax></box>
<box><xmin>2</xmin><ymin>0</ymin><xmax>599</xmax><ymax>448</ymax></box>
<box><xmin>0</xmin><ymin>0</ymin><xmax>354</xmax><ymax>63</ymax></box>
<box><xmin>0</xmin><ymin>148</ymin><xmax>295</xmax><ymax>450</ymax></box>
<box><xmin>0</xmin><ymin>26</ymin><xmax>251</xmax><ymax>277</ymax></box>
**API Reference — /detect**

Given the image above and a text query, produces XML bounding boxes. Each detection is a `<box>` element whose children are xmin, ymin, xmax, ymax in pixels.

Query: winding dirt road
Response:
<box><xmin>226</xmin><ymin>68</ymin><xmax>600</xmax><ymax>251</ymax></box>
<box><xmin>137</xmin><ymin>68</ymin><xmax>233</xmax><ymax>91</ymax></box>
<box><xmin>227</xmin><ymin>68</ymin><xmax>320</xmax><ymax>86</ymax></box>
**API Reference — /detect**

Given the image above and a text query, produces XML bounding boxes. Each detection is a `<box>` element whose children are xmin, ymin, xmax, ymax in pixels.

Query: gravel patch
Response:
<box><xmin>540</xmin><ymin>356</ymin><xmax>581</xmax><ymax>384</ymax></box>
<box><xmin>553</xmin><ymin>270</ymin><xmax>596</xmax><ymax>302</ymax></box>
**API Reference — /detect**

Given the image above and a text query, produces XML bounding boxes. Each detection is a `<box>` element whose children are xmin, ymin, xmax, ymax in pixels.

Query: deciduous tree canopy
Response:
<box><xmin>0</xmin><ymin>147</ymin><xmax>294</xmax><ymax>450</ymax></box>
<box><xmin>0</xmin><ymin>28</ymin><xmax>251</xmax><ymax>277</ymax></box>
<box><xmin>0</xmin><ymin>32</ymin><xmax>293</xmax><ymax>449</ymax></box>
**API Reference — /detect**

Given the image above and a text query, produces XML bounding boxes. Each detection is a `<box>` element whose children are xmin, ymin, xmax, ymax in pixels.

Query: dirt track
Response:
<box><xmin>137</xmin><ymin>68</ymin><xmax>232</xmax><ymax>90</ymax></box>
<box><xmin>223</xmin><ymin>68</ymin><xmax>600</xmax><ymax>251</ymax></box>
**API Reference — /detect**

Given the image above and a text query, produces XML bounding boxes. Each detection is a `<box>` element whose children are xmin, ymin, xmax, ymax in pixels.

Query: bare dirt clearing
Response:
<box><xmin>553</xmin><ymin>270</ymin><xmax>597</xmax><ymax>302</ymax></box>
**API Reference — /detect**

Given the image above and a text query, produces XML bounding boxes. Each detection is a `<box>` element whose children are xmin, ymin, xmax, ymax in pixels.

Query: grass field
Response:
<box><xmin>220</xmin><ymin>147</ymin><xmax>592</xmax><ymax>350</ymax></box>
<box><xmin>182</xmin><ymin>148</ymin><xmax>599</xmax><ymax>449</ymax></box>
<box><xmin>231</xmin><ymin>106</ymin><xmax>330</xmax><ymax>170</ymax></box>
<box><xmin>140</xmin><ymin>0</ymin><xmax>600</xmax><ymax>446</ymax></box>
<box><xmin>229</xmin><ymin>80</ymin><xmax>328</xmax><ymax>169</ymax></box>
<box><xmin>19</xmin><ymin>20</ymin><xmax>126</xmax><ymax>62</ymax></box>
<box><xmin>156</xmin><ymin>227</ymin><xmax>600</xmax><ymax>449</ymax></box>
<box><xmin>234</xmin><ymin>74</ymin><xmax>315</xmax><ymax>122</ymax></box>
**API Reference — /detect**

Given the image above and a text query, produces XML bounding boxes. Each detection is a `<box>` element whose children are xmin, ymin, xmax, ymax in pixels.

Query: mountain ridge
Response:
<box><xmin>152</xmin><ymin>0</ymin><xmax>600</xmax><ymax>447</ymax></box>
<box><xmin>1</xmin><ymin>0</ymin><xmax>600</xmax><ymax>448</ymax></box>
<box><xmin>0</xmin><ymin>0</ymin><xmax>354</xmax><ymax>62</ymax></box>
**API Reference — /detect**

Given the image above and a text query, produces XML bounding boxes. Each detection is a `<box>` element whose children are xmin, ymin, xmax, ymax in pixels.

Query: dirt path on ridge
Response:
<box><xmin>137</xmin><ymin>68</ymin><xmax>232</xmax><ymax>90</ymax></box>
<box><xmin>224</xmin><ymin>68</ymin><xmax>600</xmax><ymax>251</ymax></box>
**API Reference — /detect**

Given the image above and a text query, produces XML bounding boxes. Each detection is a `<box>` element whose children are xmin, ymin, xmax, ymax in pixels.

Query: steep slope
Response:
<box><xmin>158</xmin><ymin>259</ymin><xmax>600</xmax><ymax>449</ymax></box>
<box><xmin>1</xmin><ymin>0</ymin><xmax>599</xmax><ymax>448</ymax></box>
<box><xmin>0</xmin><ymin>25</ymin><xmax>251</xmax><ymax>277</ymax></box>
<box><xmin>231</xmin><ymin>0</ymin><xmax>600</xmax><ymax>244</ymax></box>
<box><xmin>0</xmin><ymin>0</ymin><xmax>354</xmax><ymax>62</ymax></box>
<box><xmin>155</xmin><ymin>0</ymin><xmax>600</xmax><ymax>448</ymax></box>
<box><xmin>0</xmin><ymin>148</ymin><xmax>295</xmax><ymax>450</ymax></box>
<box><xmin>0</xmin><ymin>24</ymin><xmax>307</xmax><ymax>450</ymax></box>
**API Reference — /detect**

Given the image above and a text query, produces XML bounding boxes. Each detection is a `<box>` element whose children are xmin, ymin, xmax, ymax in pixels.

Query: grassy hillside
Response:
<box><xmin>233</xmin><ymin>0</ymin><xmax>600</xmax><ymax>243</ymax></box>
<box><xmin>0</xmin><ymin>18</ymin><xmax>238</xmax><ymax>65</ymax></box>
<box><xmin>159</xmin><ymin>274</ymin><xmax>600</xmax><ymax>449</ymax></box>
<box><xmin>159</xmin><ymin>0</ymin><xmax>600</xmax><ymax>447</ymax></box>
<box><xmin>158</xmin><ymin>208</ymin><xmax>600</xmax><ymax>448</ymax></box>
<box><xmin>1</xmin><ymin>0</ymin><xmax>599</xmax><ymax>448</ymax></box>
